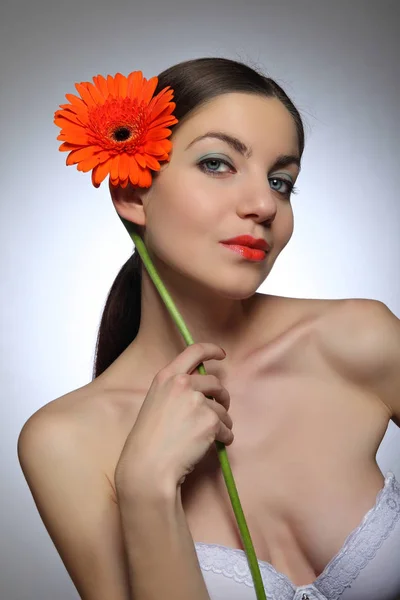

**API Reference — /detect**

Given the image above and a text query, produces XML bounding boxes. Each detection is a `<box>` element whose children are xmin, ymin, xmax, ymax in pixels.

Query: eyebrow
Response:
<box><xmin>185</xmin><ymin>130</ymin><xmax>301</xmax><ymax>172</ymax></box>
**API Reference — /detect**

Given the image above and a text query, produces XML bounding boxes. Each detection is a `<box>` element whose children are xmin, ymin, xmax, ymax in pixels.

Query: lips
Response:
<box><xmin>220</xmin><ymin>235</ymin><xmax>270</xmax><ymax>251</ymax></box>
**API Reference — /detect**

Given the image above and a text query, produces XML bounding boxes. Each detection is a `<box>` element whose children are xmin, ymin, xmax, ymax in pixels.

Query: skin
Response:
<box><xmin>102</xmin><ymin>93</ymin><xmax>301</xmax><ymax>391</ymax></box>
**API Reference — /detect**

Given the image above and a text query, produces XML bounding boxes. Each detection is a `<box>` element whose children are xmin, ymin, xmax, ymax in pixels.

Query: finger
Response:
<box><xmin>191</xmin><ymin>374</ymin><xmax>231</xmax><ymax>412</ymax></box>
<box><xmin>217</xmin><ymin>419</ymin><xmax>235</xmax><ymax>445</ymax></box>
<box><xmin>205</xmin><ymin>398</ymin><xmax>233</xmax><ymax>429</ymax></box>
<box><xmin>162</xmin><ymin>343</ymin><xmax>226</xmax><ymax>378</ymax></box>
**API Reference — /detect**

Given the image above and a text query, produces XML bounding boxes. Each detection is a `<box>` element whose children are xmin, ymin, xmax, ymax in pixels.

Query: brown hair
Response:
<box><xmin>92</xmin><ymin>56</ymin><xmax>306</xmax><ymax>379</ymax></box>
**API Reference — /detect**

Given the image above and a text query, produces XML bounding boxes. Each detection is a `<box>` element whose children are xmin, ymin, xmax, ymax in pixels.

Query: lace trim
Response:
<box><xmin>195</xmin><ymin>541</ymin><xmax>295</xmax><ymax>598</ymax></box>
<box><xmin>194</xmin><ymin>471</ymin><xmax>400</xmax><ymax>600</ymax></box>
<box><xmin>316</xmin><ymin>471</ymin><xmax>400</xmax><ymax>599</ymax></box>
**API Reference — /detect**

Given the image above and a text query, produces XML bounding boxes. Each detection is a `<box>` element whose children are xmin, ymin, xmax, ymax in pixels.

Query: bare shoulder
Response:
<box><xmin>261</xmin><ymin>294</ymin><xmax>397</xmax><ymax>423</ymax></box>
<box><xmin>19</xmin><ymin>382</ymin><xmax>136</xmax><ymax>498</ymax></box>
<box><xmin>312</xmin><ymin>296</ymin><xmax>394</xmax><ymax>369</ymax></box>
<box><xmin>259</xmin><ymin>293</ymin><xmax>396</xmax><ymax>381</ymax></box>
<box><xmin>262</xmin><ymin>293</ymin><xmax>386</xmax><ymax>330</ymax></box>
<box><xmin>19</xmin><ymin>384</ymin><xmax>109</xmax><ymax>447</ymax></box>
<box><xmin>257</xmin><ymin>292</ymin><xmax>346</xmax><ymax>333</ymax></box>
<box><xmin>17</xmin><ymin>384</ymin><xmax>112</xmax><ymax>484</ymax></box>
<box><xmin>21</xmin><ymin>377</ymin><xmax>136</xmax><ymax>431</ymax></box>
<box><xmin>279</xmin><ymin>294</ymin><xmax>392</xmax><ymax>364</ymax></box>
<box><xmin>308</xmin><ymin>296</ymin><xmax>399</xmax><ymax>421</ymax></box>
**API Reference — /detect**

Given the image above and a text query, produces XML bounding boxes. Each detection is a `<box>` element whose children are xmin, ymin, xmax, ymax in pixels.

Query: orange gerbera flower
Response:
<box><xmin>54</xmin><ymin>71</ymin><xmax>179</xmax><ymax>188</ymax></box>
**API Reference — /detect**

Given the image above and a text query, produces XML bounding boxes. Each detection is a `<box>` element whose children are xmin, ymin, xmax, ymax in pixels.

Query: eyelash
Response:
<box><xmin>197</xmin><ymin>157</ymin><xmax>299</xmax><ymax>197</ymax></box>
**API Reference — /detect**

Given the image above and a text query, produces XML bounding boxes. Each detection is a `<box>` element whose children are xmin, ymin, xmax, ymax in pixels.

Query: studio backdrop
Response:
<box><xmin>1</xmin><ymin>0</ymin><xmax>399</xmax><ymax>598</ymax></box>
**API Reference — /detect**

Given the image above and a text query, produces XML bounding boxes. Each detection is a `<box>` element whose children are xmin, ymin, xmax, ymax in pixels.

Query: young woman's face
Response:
<box><xmin>115</xmin><ymin>92</ymin><xmax>301</xmax><ymax>299</ymax></box>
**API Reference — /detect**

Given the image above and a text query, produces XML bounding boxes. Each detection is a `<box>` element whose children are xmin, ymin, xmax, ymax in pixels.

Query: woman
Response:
<box><xmin>17</xmin><ymin>57</ymin><xmax>400</xmax><ymax>600</ymax></box>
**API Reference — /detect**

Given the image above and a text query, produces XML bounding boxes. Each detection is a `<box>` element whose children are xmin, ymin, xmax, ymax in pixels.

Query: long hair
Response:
<box><xmin>92</xmin><ymin>56</ymin><xmax>306</xmax><ymax>379</ymax></box>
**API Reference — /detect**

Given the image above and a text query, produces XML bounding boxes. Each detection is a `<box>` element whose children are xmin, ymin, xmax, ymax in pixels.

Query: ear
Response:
<box><xmin>109</xmin><ymin>180</ymin><xmax>148</xmax><ymax>229</ymax></box>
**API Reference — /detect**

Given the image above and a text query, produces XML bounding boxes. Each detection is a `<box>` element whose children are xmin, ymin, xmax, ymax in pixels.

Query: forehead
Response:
<box><xmin>175</xmin><ymin>93</ymin><xmax>298</xmax><ymax>151</ymax></box>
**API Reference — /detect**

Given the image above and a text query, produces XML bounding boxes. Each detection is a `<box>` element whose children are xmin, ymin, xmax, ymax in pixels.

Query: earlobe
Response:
<box><xmin>109</xmin><ymin>180</ymin><xmax>147</xmax><ymax>230</ymax></box>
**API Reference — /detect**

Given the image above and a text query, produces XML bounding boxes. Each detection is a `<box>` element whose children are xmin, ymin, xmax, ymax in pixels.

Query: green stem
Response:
<box><xmin>126</xmin><ymin>228</ymin><xmax>267</xmax><ymax>600</ymax></box>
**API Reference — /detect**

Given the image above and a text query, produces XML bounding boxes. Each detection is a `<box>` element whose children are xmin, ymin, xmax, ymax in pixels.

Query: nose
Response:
<box><xmin>237</xmin><ymin>179</ymin><xmax>278</xmax><ymax>224</ymax></box>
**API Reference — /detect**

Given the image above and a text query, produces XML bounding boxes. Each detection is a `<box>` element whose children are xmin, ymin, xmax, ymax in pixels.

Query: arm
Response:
<box><xmin>17</xmin><ymin>410</ymin><xmax>210</xmax><ymax>600</ymax></box>
<box><xmin>117</xmin><ymin>480</ymin><xmax>211</xmax><ymax>600</ymax></box>
<box><xmin>17</xmin><ymin>412</ymin><xmax>132</xmax><ymax>600</ymax></box>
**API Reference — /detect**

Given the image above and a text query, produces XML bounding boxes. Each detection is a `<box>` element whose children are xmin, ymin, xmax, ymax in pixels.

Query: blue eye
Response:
<box><xmin>197</xmin><ymin>157</ymin><xmax>232</xmax><ymax>175</ymax></box>
<box><xmin>197</xmin><ymin>158</ymin><xmax>298</xmax><ymax>198</ymax></box>
<box><xmin>269</xmin><ymin>177</ymin><xmax>298</xmax><ymax>197</ymax></box>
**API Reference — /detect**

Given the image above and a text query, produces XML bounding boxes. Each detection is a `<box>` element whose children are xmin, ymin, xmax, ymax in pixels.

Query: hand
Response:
<box><xmin>115</xmin><ymin>343</ymin><xmax>234</xmax><ymax>496</ymax></box>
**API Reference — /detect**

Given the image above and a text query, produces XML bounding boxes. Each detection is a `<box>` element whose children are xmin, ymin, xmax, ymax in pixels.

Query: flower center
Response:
<box><xmin>87</xmin><ymin>97</ymin><xmax>148</xmax><ymax>153</ymax></box>
<box><xmin>112</xmin><ymin>126</ymin><xmax>132</xmax><ymax>142</ymax></box>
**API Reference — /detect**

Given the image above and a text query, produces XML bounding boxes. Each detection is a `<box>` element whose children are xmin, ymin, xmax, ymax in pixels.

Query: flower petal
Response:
<box><xmin>135</xmin><ymin>153</ymin><xmax>146</xmax><ymax>168</ymax></box>
<box><xmin>92</xmin><ymin>158</ymin><xmax>112</xmax><ymax>187</ymax></box>
<box><xmin>66</xmin><ymin>145</ymin><xmax>101</xmax><ymax>165</ymax></box>
<box><xmin>107</xmin><ymin>74</ymin><xmax>116</xmax><ymax>96</ymax></box>
<box><xmin>58</xmin><ymin>133</ymin><xmax>90</xmax><ymax>145</ymax></box>
<box><xmin>70</xmin><ymin>109</ymin><xmax>90</xmax><ymax>126</ymax></box>
<box><xmin>56</xmin><ymin>111</ymin><xmax>83</xmax><ymax>127</ymax></box>
<box><xmin>138</xmin><ymin>168</ymin><xmax>152</xmax><ymax>188</ymax></box>
<box><xmin>148</xmin><ymin>86</ymin><xmax>173</xmax><ymax>112</ymax></box>
<box><xmin>85</xmin><ymin>81</ymin><xmax>106</xmax><ymax>105</ymax></box>
<box><xmin>56</xmin><ymin>123</ymin><xmax>89</xmax><ymax>139</ymax></box>
<box><xmin>159</xmin><ymin>139</ymin><xmax>173</xmax><ymax>153</ymax></box>
<box><xmin>54</xmin><ymin>114</ymin><xmax>86</xmax><ymax>130</ymax></box>
<box><xmin>114</xmin><ymin>73</ymin><xmax>128</xmax><ymax>98</ymax></box>
<box><xmin>127</xmin><ymin>71</ymin><xmax>144</xmax><ymax>99</ymax></box>
<box><xmin>65</xmin><ymin>93</ymin><xmax>87</xmax><ymax>110</ymax></box>
<box><xmin>119</xmin><ymin>75</ymin><xmax>128</xmax><ymax>98</ymax></box>
<box><xmin>58</xmin><ymin>105</ymin><xmax>88</xmax><ymax>124</ymax></box>
<box><xmin>149</xmin><ymin>97</ymin><xmax>174</xmax><ymax>121</ymax></box>
<box><xmin>144</xmin><ymin>140</ymin><xmax>172</xmax><ymax>155</ymax></box>
<box><xmin>143</xmin><ymin>154</ymin><xmax>160</xmax><ymax>170</ymax></box>
<box><xmin>93</xmin><ymin>74</ymin><xmax>109</xmax><ymax>98</ymax></box>
<box><xmin>140</xmin><ymin>76</ymin><xmax>159</xmax><ymax>105</ymax></box>
<box><xmin>148</xmin><ymin>113</ymin><xmax>178</xmax><ymax>130</ymax></box>
<box><xmin>129</xmin><ymin>157</ymin><xmax>140</xmax><ymax>185</ymax></box>
<box><xmin>119</xmin><ymin>153</ymin><xmax>130</xmax><ymax>181</ymax></box>
<box><xmin>77</xmin><ymin>155</ymin><xmax>103</xmax><ymax>172</ymax></box>
<box><xmin>140</xmin><ymin>77</ymin><xmax>158</xmax><ymax>104</ymax></box>
<box><xmin>146</xmin><ymin>128</ymin><xmax>172</xmax><ymax>141</ymax></box>
<box><xmin>96</xmin><ymin>150</ymin><xmax>112</xmax><ymax>163</ymax></box>
<box><xmin>59</xmin><ymin>142</ymin><xmax>83</xmax><ymax>152</ymax></box>
<box><xmin>56</xmin><ymin>129</ymin><xmax>89</xmax><ymax>143</ymax></box>
<box><xmin>75</xmin><ymin>82</ymin><xmax>96</xmax><ymax>107</ymax></box>
<box><xmin>111</xmin><ymin>155</ymin><xmax>120</xmax><ymax>180</ymax></box>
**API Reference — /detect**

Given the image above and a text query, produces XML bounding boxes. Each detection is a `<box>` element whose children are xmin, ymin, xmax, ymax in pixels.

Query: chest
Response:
<box><xmin>179</xmin><ymin>324</ymin><xmax>390</xmax><ymax>585</ymax></box>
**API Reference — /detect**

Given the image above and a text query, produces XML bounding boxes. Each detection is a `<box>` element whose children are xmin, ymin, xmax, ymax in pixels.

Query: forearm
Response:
<box><xmin>117</xmin><ymin>482</ymin><xmax>210</xmax><ymax>600</ymax></box>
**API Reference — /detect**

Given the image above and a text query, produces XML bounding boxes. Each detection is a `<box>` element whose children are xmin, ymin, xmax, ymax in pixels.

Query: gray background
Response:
<box><xmin>1</xmin><ymin>0</ymin><xmax>399</xmax><ymax>598</ymax></box>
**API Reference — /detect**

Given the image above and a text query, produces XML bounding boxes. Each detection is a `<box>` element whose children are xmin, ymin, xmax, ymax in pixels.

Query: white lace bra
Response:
<box><xmin>194</xmin><ymin>471</ymin><xmax>400</xmax><ymax>600</ymax></box>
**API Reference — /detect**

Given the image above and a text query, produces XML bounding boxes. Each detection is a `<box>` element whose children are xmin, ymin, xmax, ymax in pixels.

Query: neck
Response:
<box><xmin>96</xmin><ymin>267</ymin><xmax>272</xmax><ymax>392</ymax></box>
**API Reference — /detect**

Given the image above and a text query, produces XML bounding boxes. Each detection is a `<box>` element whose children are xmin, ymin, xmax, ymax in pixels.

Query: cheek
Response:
<box><xmin>147</xmin><ymin>181</ymin><xmax>209</xmax><ymax>246</ymax></box>
<box><xmin>283</xmin><ymin>211</ymin><xmax>294</xmax><ymax>243</ymax></box>
<box><xmin>168</xmin><ymin>175</ymin><xmax>221</xmax><ymax>231</ymax></box>
<box><xmin>285</xmin><ymin>207</ymin><xmax>294</xmax><ymax>231</ymax></box>
<box><xmin>274</xmin><ymin>206</ymin><xmax>294</xmax><ymax>246</ymax></box>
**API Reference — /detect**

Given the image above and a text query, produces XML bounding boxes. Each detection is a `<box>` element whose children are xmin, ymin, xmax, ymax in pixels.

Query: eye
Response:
<box><xmin>197</xmin><ymin>158</ymin><xmax>299</xmax><ymax>198</ymax></box>
<box><xmin>269</xmin><ymin>177</ymin><xmax>298</xmax><ymax>197</ymax></box>
<box><xmin>197</xmin><ymin>157</ymin><xmax>233</xmax><ymax>176</ymax></box>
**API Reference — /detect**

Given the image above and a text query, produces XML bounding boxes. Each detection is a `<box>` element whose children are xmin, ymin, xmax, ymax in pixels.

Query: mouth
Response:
<box><xmin>220</xmin><ymin>234</ymin><xmax>270</xmax><ymax>251</ymax></box>
<box><xmin>220</xmin><ymin>243</ymin><xmax>268</xmax><ymax>262</ymax></box>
